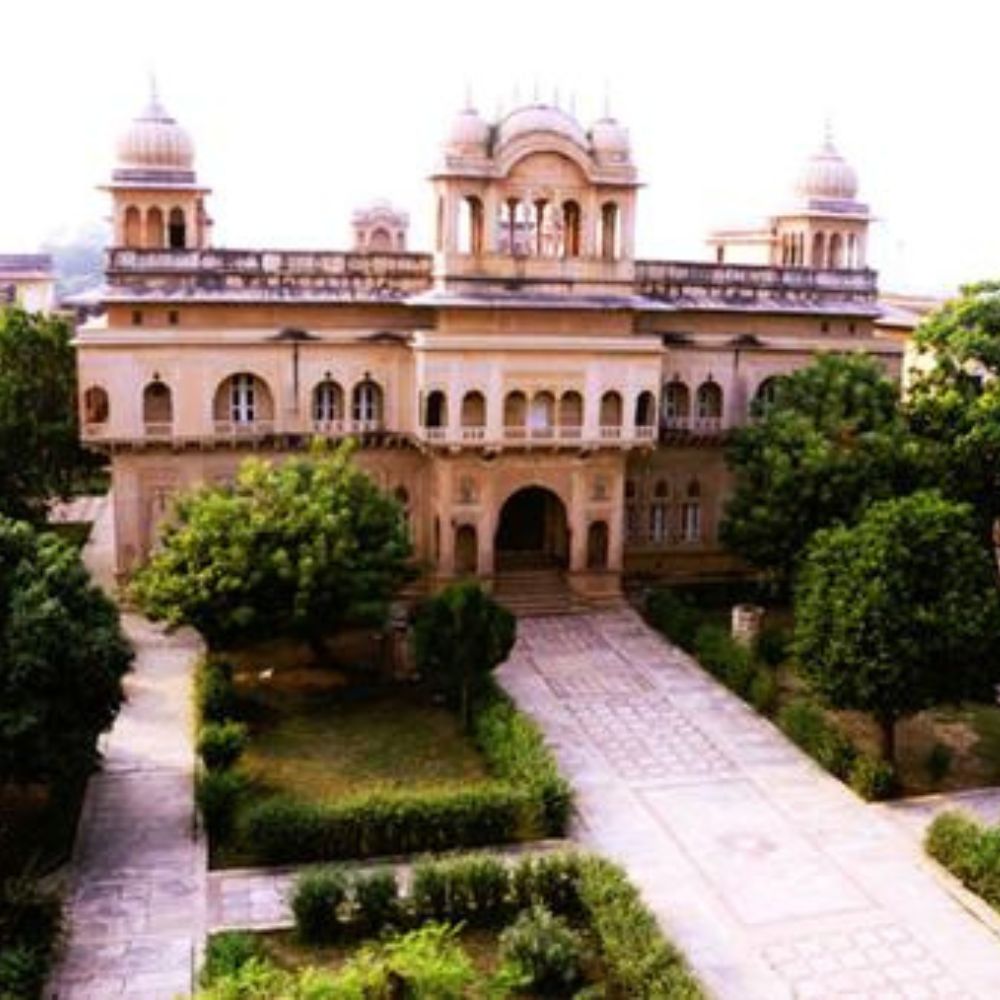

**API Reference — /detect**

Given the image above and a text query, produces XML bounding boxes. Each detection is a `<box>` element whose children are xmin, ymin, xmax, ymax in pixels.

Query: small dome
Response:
<box><xmin>445</xmin><ymin>107</ymin><xmax>490</xmax><ymax>156</ymax></box>
<box><xmin>117</xmin><ymin>89</ymin><xmax>194</xmax><ymax>172</ymax></box>
<box><xmin>590</xmin><ymin>116</ymin><xmax>631</xmax><ymax>163</ymax></box>
<box><xmin>795</xmin><ymin>131</ymin><xmax>858</xmax><ymax>201</ymax></box>
<box><xmin>496</xmin><ymin>103</ymin><xmax>589</xmax><ymax>150</ymax></box>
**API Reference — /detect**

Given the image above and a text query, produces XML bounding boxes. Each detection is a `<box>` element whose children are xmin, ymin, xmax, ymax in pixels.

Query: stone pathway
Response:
<box><xmin>46</xmin><ymin>496</ymin><xmax>205</xmax><ymax>1000</ymax></box>
<box><xmin>500</xmin><ymin>611</ymin><xmax>1000</xmax><ymax>1000</ymax></box>
<box><xmin>882</xmin><ymin>788</ymin><xmax>1000</xmax><ymax>841</ymax></box>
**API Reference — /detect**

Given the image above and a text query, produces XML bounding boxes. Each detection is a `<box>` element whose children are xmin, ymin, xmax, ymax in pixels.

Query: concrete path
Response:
<box><xmin>47</xmin><ymin>497</ymin><xmax>205</xmax><ymax>1000</ymax></box>
<box><xmin>882</xmin><ymin>788</ymin><xmax>1000</xmax><ymax>841</ymax></box>
<box><xmin>500</xmin><ymin>611</ymin><xmax>1000</xmax><ymax>1000</ymax></box>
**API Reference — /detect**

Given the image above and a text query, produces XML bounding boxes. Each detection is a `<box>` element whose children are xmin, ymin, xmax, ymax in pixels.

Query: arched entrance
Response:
<box><xmin>495</xmin><ymin>486</ymin><xmax>569</xmax><ymax>570</ymax></box>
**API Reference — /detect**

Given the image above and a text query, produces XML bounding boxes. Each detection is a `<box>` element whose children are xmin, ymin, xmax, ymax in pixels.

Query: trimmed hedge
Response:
<box><xmin>284</xmin><ymin>851</ymin><xmax>704</xmax><ymax>998</ymax></box>
<box><xmin>473</xmin><ymin>680</ymin><xmax>572</xmax><ymax>836</ymax></box>
<box><xmin>197</xmin><ymin>721</ymin><xmax>248</xmax><ymax>772</ymax></box>
<box><xmin>243</xmin><ymin>785</ymin><xmax>531</xmax><ymax>864</ymax></box>
<box><xmin>926</xmin><ymin>811</ymin><xmax>1000</xmax><ymax>910</ymax></box>
<box><xmin>196</xmin><ymin>658</ymin><xmax>238</xmax><ymax>724</ymax></box>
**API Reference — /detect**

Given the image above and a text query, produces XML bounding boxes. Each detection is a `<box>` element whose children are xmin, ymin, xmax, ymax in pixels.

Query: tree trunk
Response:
<box><xmin>877</xmin><ymin>714</ymin><xmax>897</xmax><ymax>765</ymax></box>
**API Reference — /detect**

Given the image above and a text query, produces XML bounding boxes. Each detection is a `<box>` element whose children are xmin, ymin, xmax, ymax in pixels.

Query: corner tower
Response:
<box><xmin>431</xmin><ymin>99</ymin><xmax>639</xmax><ymax>298</ymax></box>
<box><xmin>105</xmin><ymin>84</ymin><xmax>212</xmax><ymax>250</ymax></box>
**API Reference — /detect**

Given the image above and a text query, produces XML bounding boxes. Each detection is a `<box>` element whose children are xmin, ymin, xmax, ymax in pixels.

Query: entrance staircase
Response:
<box><xmin>493</xmin><ymin>568</ymin><xmax>582</xmax><ymax>617</ymax></box>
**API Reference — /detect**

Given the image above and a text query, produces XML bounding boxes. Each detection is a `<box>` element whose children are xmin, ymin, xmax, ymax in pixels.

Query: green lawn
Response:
<box><xmin>236</xmin><ymin>683</ymin><xmax>490</xmax><ymax>802</ymax></box>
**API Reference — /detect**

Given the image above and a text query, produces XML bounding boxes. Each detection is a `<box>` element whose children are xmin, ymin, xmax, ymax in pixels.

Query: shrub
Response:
<box><xmin>848</xmin><ymin>754</ymin><xmax>898</xmax><ymax>801</ymax></box>
<box><xmin>693</xmin><ymin>624</ymin><xmax>756</xmax><ymax>698</ymax></box>
<box><xmin>0</xmin><ymin>944</ymin><xmax>49</xmax><ymax>1000</ymax></box>
<box><xmin>199</xmin><ymin>932</ymin><xmax>263</xmax><ymax>986</ymax></box>
<box><xmin>195</xmin><ymin>770</ymin><xmax>245</xmax><ymax>841</ymax></box>
<box><xmin>352</xmin><ymin>868</ymin><xmax>400</xmax><ymax>933</ymax></box>
<box><xmin>197</xmin><ymin>721</ymin><xmax>248</xmax><ymax>772</ymax></box>
<box><xmin>498</xmin><ymin>904</ymin><xmax>584</xmax><ymax>995</ymax></box>
<box><xmin>749</xmin><ymin>669</ymin><xmax>779</xmax><ymax>715</ymax></box>
<box><xmin>777</xmin><ymin>699</ymin><xmax>857</xmax><ymax>780</ymax></box>
<box><xmin>926</xmin><ymin>742</ymin><xmax>954</xmax><ymax>784</ymax></box>
<box><xmin>576</xmin><ymin>856</ymin><xmax>703</xmax><ymax>998</ymax></box>
<box><xmin>644</xmin><ymin>589</ymin><xmax>702</xmax><ymax>650</ymax></box>
<box><xmin>754</xmin><ymin>624</ymin><xmax>790</xmax><ymax>667</ymax></box>
<box><xmin>194</xmin><ymin>956</ymin><xmax>295</xmax><ymax>999</ymax></box>
<box><xmin>926</xmin><ymin>812</ymin><xmax>1000</xmax><ymax>910</ymax></box>
<box><xmin>473</xmin><ymin>683</ymin><xmax>572</xmax><ymax>835</ymax></box>
<box><xmin>197</xmin><ymin>659</ymin><xmax>237</xmax><ymax>724</ymax></box>
<box><xmin>410</xmin><ymin>855</ymin><xmax>511</xmax><ymax>927</ymax></box>
<box><xmin>511</xmin><ymin>852</ymin><xmax>582</xmax><ymax>917</ymax></box>
<box><xmin>411</xmin><ymin>859</ymin><xmax>450</xmax><ymax>922</ymax></box>
<box><xmin>291</xmin><ymin>866</ymin><xmax>348</xmax><ymax>944</ymax></box>
<box><xmin>242</xmin><ymin>786</ymin><xmax>528</xmax><ymax>865</ymax></box>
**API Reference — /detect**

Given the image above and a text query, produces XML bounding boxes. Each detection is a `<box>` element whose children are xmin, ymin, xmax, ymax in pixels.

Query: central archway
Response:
<box><xmin>495</xmin><ymin>486</ymin><xmax>569</xmax><ymax>570</ymax></box>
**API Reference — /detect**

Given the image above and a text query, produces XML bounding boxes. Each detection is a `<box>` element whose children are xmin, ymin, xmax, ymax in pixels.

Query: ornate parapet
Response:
<box><xmin>104</xmin><ymin>247</ymin><xmax>434</xmax><ymax>302</ymax></box>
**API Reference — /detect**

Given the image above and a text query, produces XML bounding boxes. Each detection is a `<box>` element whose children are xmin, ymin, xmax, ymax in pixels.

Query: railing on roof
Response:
<box><xmin>635</xmin><ymin>260</ymin><xmax>878</xmax><ymax>305</ymax></box>
<box><xmin>105</xmin><ymin>248</ymin><xmax>434</xmax><ymax>300</ymax></box>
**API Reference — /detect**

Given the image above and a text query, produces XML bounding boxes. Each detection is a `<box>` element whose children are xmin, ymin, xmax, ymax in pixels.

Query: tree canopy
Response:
<box><xmin>412</xmin><ymin>582</ymin><xmax>516</xmax><ymax>729</ymax></box>
<box><xmin>130</xmin><ymin>443</ymin><xmax>412</xmax><ymax>649</ymax></box>
<box><xmin>907</xmin><ymin>280</ymin><xmax>1000</xmax><ymax>544</ymax></box>
<box><xmin>0</xmin><ymin>306</ymin><xmax>98</xmax><ymax>522</ymax></box>
<box><xmin>721</xmin><ymin>353</ymin><xmax>927</xmax><ymax>584</ymax></box>
<box><xmin>793</xmin><ymin>490</ymin><xmax>1000</xmax><ymax>764</ymax></box>
<box><xmin>0</xmin><ymin>517</ymin><xmax>132</xmax><ymax>785</ymax></box>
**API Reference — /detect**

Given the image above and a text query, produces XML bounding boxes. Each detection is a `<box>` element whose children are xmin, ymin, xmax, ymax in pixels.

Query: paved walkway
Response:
<box><xmin>47</xmin><ymin>497</ymin><xmax>205</xmax><ymax>1000</ymax></box>
<box><xmin>882</xmin><ymin>788</ymin><xmax>1000</xmax><ymax>842</ymax></box>
<box><xmin>500</xmin><ymin>611</ymin><xmax>1000</xmax><ymax>1000</ymax></box>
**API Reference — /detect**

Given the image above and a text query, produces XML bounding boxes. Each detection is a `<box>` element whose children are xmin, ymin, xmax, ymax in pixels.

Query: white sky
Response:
<box><xmin>2</xmin><ymin>0</ymin><xmax>997</xmax><ymax>294</ymax></box>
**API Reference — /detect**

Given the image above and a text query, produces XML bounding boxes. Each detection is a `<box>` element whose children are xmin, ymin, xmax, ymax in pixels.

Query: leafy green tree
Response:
<box><xmin>0</xmin><ymin>517</ymin><xmax>132</xmax><ymax>785</ymax></box>
<box><xmin>130</xmin><ymin>443</ymin><xmax>412</xmax><ymax>652</ymax></box>
<box><xmin>0</xmin><ymin>307</ymin><xmax>99</xmax><ymax>521</ymax></box>
<box><xmin>794</xmin><ymin>491</ymin><xmax>1000</xmax><ymax>764</ymax></box>
<box><xmin>907</xmin><ymin>280</ymin><xmax>1000</xmax><ymax>549</ymax></box>
<box><xmin>721</xmin><ymin>353</ymin><xmax>927</xmax><ymax>585</ymax></box>
<box><xmin>412</xmin><ymin>582</ymin><xmax>516</xmax><ymax>730</ymax></box>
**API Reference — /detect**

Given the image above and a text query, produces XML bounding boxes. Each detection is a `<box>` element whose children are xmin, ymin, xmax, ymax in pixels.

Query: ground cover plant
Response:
<box><xmin>925</xmin><ymin>811</ymin><xmax>1000</xmax><ymax>912</ymax></box>
<box><xmin>195</xmin><ymin>852</ymin><xmax>704</xmax><ymax>998</ymax></box>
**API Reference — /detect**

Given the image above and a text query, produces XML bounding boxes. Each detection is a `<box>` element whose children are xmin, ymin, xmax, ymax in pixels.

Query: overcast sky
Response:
<box><xmin>2</xmin><ymin>0</ymin><xmax>996</xmax><ymax>294</ymax></box>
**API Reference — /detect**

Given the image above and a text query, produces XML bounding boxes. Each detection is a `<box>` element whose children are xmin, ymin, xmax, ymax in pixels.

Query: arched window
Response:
<box><xmin>812</xmin><ymin>232</ymin><xmax>825</xmax><ymax>268</ymax></box>
<box><xmin>558</xmin><ymin>390</ymin><xmax>583</xmax><ymax>435</ymax></box>
<box><xmin>213</xmin><ymin>373</ymin><xmax>274</xmax><ymax>431</ymax></box>
<box><xmin>847</xmin><ymin>233</ymin><xmax>858</xmax><ymax>268</ymax></box>
<box><xmin>461</xmin><ymin>390</ymin><xmax>486</xmax><ymax>430</ymax></box>
<box><xmin>425</xmin><ymin>389</ymin><xmax>447</xmax><ymax>428</ymax></box>
<box><xmin>649</xmin><ymin>479</ymin><xmax>670</xmax><ymax>543</ymax></box>
<box><xmin>504</xmin><ymin>390</ymin><xmax>527</xmax><ymax>434</ymax></box>
<box><xmin>681</xmin><ymin>480</ymin><xmax>701</xmax><ymax>542</ymax></box>
<box><xmin>635</xmin><ymin>390</ymin><xmax>656</xmax><ymax>428</ymax></box>
<box><xmin>587</xmin><ymin>521</ymin><xmax>609</xmax><ymax>570</ymax></box>
<box><xmin>147</xmin><ymin>207</ymin><xmax>164</xmax><ymax>249</ymax></box>
<box><xmin>529</xmin><ymin>391</ymin><xmax>555</xmax><ymax>436</ymax></box>
<box><xmin>500</xmin><ymin>199</ymin><xmax>529</xmax><ymax>255</ymax></box>
<box><xmin>455</xmin><ymin>524</ymin><xmax>478</xmax><ymax>576</ymax></box>
<box><xmin>312</xmin><ymin>380</ymin><xmax>343</xmax><ymax>425</ymax></box>
<box><xmin>828</xmin><ymin>232</ymin><xmax>843</xmax><ymax>269</ymax></box>
<box><xmin>662</xmin><ymin>381</ymin><xmax>691</xmax><ymax>428</ymax></box>
<box><xmin>460</xmin><ymin>196</ymin><xmax>484</xmax><ymax>255</ymax></box>
<box><xmin>83</xmin><ymin>385</ymin><xmax>109</xmax><ymax>425</ymax></box>
<box><xmin>624</xmin><ymin>478</ymin><xmax>640</xmax><ymax>543</ymax></box>
<box><xmin>754</xmin><ymin>376</ymin><xmax>781</xmax><ymax>414</ymax></box>
<box><xmin>695</xmin><ymin>381</ymin><xmax>723</xmax><ymax>421</ymax></box>
<box><xmin>600</xmin><ymin>202</ymin><xmax>619</xmax><ymax>260</ymax></box>
<box><xmin>142</xmin><ymin>380</ymin><xmax>172</xmax><ymax>433</ymax></box>
<box><xmin>368</xmin><ymin>227</ymin><xmax>392</xmax><ymax>252</ymax></box>
<box><xmin>124</xmin><ymin>206</ymin><xmax>141</xmax><ymax>248</ymax></box>
<box><xmin>168</xmin><ymin>207</ymin><xmax>186</xmax><ymax>249</ymax></box>
<box><xmin>599</xmin><ymin>390</ymin><xmax>623</xmax><ymax>430</ymax></box>
<box><xmin>562</xmin><ymin>200</ymin><xmax>581</xmax><ymax>257</ymax></box>
<box><xmin>352</xmin><ymin>379</ymin><xmax>383</xmax><ymax>426</ymax></box>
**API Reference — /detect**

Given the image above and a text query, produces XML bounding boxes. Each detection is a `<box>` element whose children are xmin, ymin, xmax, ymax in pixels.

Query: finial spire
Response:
<box><xmin>603</xmin><ymin>81</ymin><xmax>612</xmax><ymax>119</ymax></box>
<box><xmin>553</xmin><ymin>85</ymin><xmax>560</xmax><ymax>109</ymax></box>
<box><xmin>822</xmin><ymin>115</ymin><xmax>836</xmax><ymax>151</ymax></box>
<box><xmin>532</xmin><ymin>79</ymin><xmax>540</xmax><ymax>103</ymax></box>
<box><xmin>463</xmin><ymin>80</ymin><xmax>474</xmax><ymax>111</ymax></box>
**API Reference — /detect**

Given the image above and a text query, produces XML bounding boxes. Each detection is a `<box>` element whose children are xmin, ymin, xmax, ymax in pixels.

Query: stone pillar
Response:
<box><xmin>732</xmin><ymin>604</ymin><xmax>764</xmax><ymax>647</ymax></box>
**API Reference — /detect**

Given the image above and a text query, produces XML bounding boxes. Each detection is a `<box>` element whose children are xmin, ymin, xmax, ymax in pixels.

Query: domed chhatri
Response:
<box><xmin>495</xmin><ymin>102</ymin><xmax>590</xmax><ymax>151</ymax></box>
<box><xmin>445</xmin><ymin>106</ymin><xmax>491</xmax><ymax>157</ymax></box>
<box><xmin>589</xmin><ymin>115</ymin><xmax>631</xmax><ymax>165</ymax></box>
<box><xmin>116</xmin><ymin>85</ymin><xmax>195</xmax><ymax>174</ymax></box>
<box><xmin>795</xmin><ymin>127</ymin><xmax>859</xmax><ymax>203</ymax></box>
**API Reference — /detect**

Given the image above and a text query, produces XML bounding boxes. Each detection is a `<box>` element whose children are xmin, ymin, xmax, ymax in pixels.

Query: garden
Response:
<box><xmin>195</xmin><ymin>852</ymin><xmax>703</xmax><ymax>998</ymax></box>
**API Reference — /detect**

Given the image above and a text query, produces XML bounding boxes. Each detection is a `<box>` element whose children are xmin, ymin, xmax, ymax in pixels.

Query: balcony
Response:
<box><xmin>635</xmin><ymin>259</ymin><xmax>879</xmax><ymax>313</ymax></box>
<box><xmin>416</xmin><ymin>424</ymin><xmax>655</xmax><ymax>448</ymax></box>
<box><xmin>213</xmin><ymin>420</ymin><xmax>276</xmax><ymax>438</ymax></box>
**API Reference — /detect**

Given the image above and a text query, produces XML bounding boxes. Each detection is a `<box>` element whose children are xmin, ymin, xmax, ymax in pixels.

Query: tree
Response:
<box><xmin>130</xmin><ymin>443</ymin><xmax>412</xmax><ymax>652</ymax></box>
<box><xmin>906</xmin><ymin>280</ymin><xmax>1000</xmax><ymax>551</ymax></box>
<box><xmin>0</xmin><ymin>306</ymin><xmax>99</xmax><ymax>522</ymax></box>
<box><xmin>794</xmin><ymin>491</ymin><xmax>1000</xmax><ymax>765</ymax></box>
<box><xmin>0</xmin><ymin>517</ymin><xmax>132</xmax><ymax>785</ymax></box>
<box><xmin>721</xmin><ymin>353</ymin><xmax>928</xmax><ymax>585</ymax></box>
<box><xmin>412</xmin><ymin>582</ymin><xmax>516</xmax><ymax>730</ymax></box>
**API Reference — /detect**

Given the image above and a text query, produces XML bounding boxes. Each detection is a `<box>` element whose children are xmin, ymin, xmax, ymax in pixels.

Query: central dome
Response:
<box><xmin>496</xmin><ymin>103</ymin><xmax>589</xmax><ymax>150</ymax></box>
<box><xmin>116</xmin><ymin>89</ymin><xmax>194</xmax><ymax>172</ymax></box>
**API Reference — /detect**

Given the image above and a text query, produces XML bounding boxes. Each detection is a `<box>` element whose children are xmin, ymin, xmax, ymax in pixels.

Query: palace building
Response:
<box><xmin>76</xmin><ymin>88</ymin><xmax>905</xmax><ymax>610</ymax></box>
